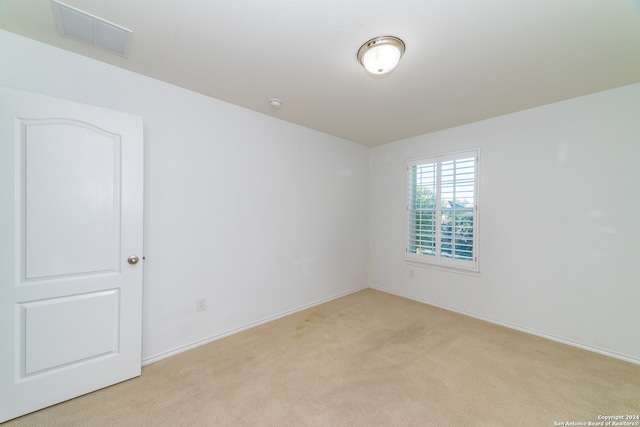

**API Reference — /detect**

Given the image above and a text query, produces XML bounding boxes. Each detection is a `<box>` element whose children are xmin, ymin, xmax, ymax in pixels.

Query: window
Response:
<box><xmin>406</xmin><ymin>150</ymin><xmax>478</xmax><ymax>271</ymax></box>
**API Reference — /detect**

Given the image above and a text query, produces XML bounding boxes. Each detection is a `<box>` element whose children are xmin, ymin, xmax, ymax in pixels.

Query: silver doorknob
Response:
<box><xmin>128</xmin><ymin>255</ymin><xmax>140</xmax><ymax>265</ymax></box>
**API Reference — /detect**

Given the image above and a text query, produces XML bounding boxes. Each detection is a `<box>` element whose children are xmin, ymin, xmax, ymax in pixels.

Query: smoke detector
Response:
<box><xmin>269</xmin><ymin>99</ymin><xmax>282</xmax><ymax>110</ymax></box>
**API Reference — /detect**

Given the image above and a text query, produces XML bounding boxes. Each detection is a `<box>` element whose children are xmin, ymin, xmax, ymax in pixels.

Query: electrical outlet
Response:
<box><xmin>196</xmin><ymin>297</ymin><xmax>206</xmax><ymax>312</ymax></box>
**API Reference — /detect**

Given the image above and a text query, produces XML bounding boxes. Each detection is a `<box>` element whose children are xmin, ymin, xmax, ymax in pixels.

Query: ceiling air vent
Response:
<box><xmin>52</xmin><ymin>0</ymin><xmax>132</xmax><ymax>57</ymax></box>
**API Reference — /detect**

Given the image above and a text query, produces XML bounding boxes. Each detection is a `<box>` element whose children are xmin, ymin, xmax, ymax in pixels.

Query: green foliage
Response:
<box><xmin>441</xmin><ymin>209</ymin><xmax>474</xmax><ymax>260</ymax></box>
<box><xmin>411</xmin><ymin>187</ymin><xmax>474</xmax><ymax>260</ymax></box>
<box><xmin>415</xmin><ymin>186</ymin><xmax>436</xmax><ymax>209</ymax></box>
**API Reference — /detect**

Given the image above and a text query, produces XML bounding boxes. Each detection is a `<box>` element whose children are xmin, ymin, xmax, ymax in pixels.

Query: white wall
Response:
<box><xmin>369</xmin><ymin>83</ymin><xmax>640</xmax><ymax>363</ymax></box>
<box><xmin>0</xmin><ymin>31</ymin><xmax>369</xmax><ymax>362</ymax></box>
<box><xmin>3</xmin><ymin>30</ymin><xmax>638</xmax><ymax>365</ymax></box>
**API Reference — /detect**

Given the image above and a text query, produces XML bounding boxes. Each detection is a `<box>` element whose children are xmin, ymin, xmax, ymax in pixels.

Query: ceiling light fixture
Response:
<box><xmin>357</xmin><ymin>36</ymin><xmax>405</xmax><ymax>75</ymax></box>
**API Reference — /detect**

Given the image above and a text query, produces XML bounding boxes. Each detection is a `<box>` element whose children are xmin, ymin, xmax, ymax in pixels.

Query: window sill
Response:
<box><xmin>405</xmin><ymin>259</ymin><xmax>480</xmax><ymax>277</ymax></box>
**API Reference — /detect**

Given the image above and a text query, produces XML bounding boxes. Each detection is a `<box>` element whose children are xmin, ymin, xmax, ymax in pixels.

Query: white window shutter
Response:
<box><xmin>406</xmin><ymin>150</ymin><xmax>478</xmax><ymax>271</ymax></box>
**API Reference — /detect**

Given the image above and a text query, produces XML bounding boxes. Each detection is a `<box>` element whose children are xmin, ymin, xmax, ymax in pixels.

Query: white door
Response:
<box><xmin>0</xmin><ymin>87</ymin><xmax>144</xmax><ymax>422</ymax></box>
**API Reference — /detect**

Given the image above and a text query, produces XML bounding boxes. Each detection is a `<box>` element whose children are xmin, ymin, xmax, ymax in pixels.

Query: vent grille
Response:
<box><xmin>52</xmin><ymin>0</ymin><xmax>132</xmax><ymax>57</ymax></box>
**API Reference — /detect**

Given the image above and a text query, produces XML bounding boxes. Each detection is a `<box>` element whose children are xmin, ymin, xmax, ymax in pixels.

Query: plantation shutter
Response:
<box><xmin>407</xmin><ymin>161</ymin><xmax>437</xmax><ymax>257</ymax></box>
<box><xmin>407</xmin><ymin>150</ymin><xmax>478</xmax><ymax>271</ymax></box>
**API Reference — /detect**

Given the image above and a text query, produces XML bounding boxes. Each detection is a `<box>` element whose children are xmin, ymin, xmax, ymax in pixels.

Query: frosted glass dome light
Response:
<box><xmin>357</xmin><ymin>36</ymin><xmax>405</xmax><ymax>75</ymax></box>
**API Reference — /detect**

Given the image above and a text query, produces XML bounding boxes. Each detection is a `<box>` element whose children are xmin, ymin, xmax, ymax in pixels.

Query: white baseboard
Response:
<box><xmin>370</xmin><ymin>285</ymin><xmax>640</xmax><ymax>366</ymax></box>
<box><xmin>142</xmin><ymin>286</ymin><xmax>368</xmax><ymax>366</ymax></box>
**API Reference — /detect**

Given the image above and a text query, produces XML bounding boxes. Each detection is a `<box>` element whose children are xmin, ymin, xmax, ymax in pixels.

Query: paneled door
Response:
<box><xmin>0</xmin><ymin>87</ymin><xmax>144</xmax><ymax>422</ymax></box>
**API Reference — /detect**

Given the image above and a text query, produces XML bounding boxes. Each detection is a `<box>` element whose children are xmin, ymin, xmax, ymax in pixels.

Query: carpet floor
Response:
<box><xmin>4</xmin><ymin>289</ymin><xmax>639</xmax><ymax>426</ymax></box>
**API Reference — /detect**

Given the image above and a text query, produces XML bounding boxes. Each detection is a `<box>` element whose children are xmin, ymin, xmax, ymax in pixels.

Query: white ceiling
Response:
<box><xmin>2</xmin><ymin>0</ymin><xmax>640</xmax><ymax>147</ymax></box>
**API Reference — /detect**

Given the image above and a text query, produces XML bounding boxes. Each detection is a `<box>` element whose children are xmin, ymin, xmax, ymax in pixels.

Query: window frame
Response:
<box><xmin>405</xmin><ymin>149</ymin><xmax>479</xmax><ymax>272</ymax></box>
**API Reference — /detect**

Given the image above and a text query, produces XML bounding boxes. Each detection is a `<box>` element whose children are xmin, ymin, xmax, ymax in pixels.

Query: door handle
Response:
<box><xmin>128</xmin><ymin>255</ymin><xmax>140</xmax><ymax>265</ymax></box>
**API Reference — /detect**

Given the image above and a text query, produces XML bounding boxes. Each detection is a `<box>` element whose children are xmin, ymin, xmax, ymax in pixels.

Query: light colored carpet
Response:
<box><xmin>4</xmin><ymin>289</ymin><xmax>639</xmax><ymax>426</ymax></box>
